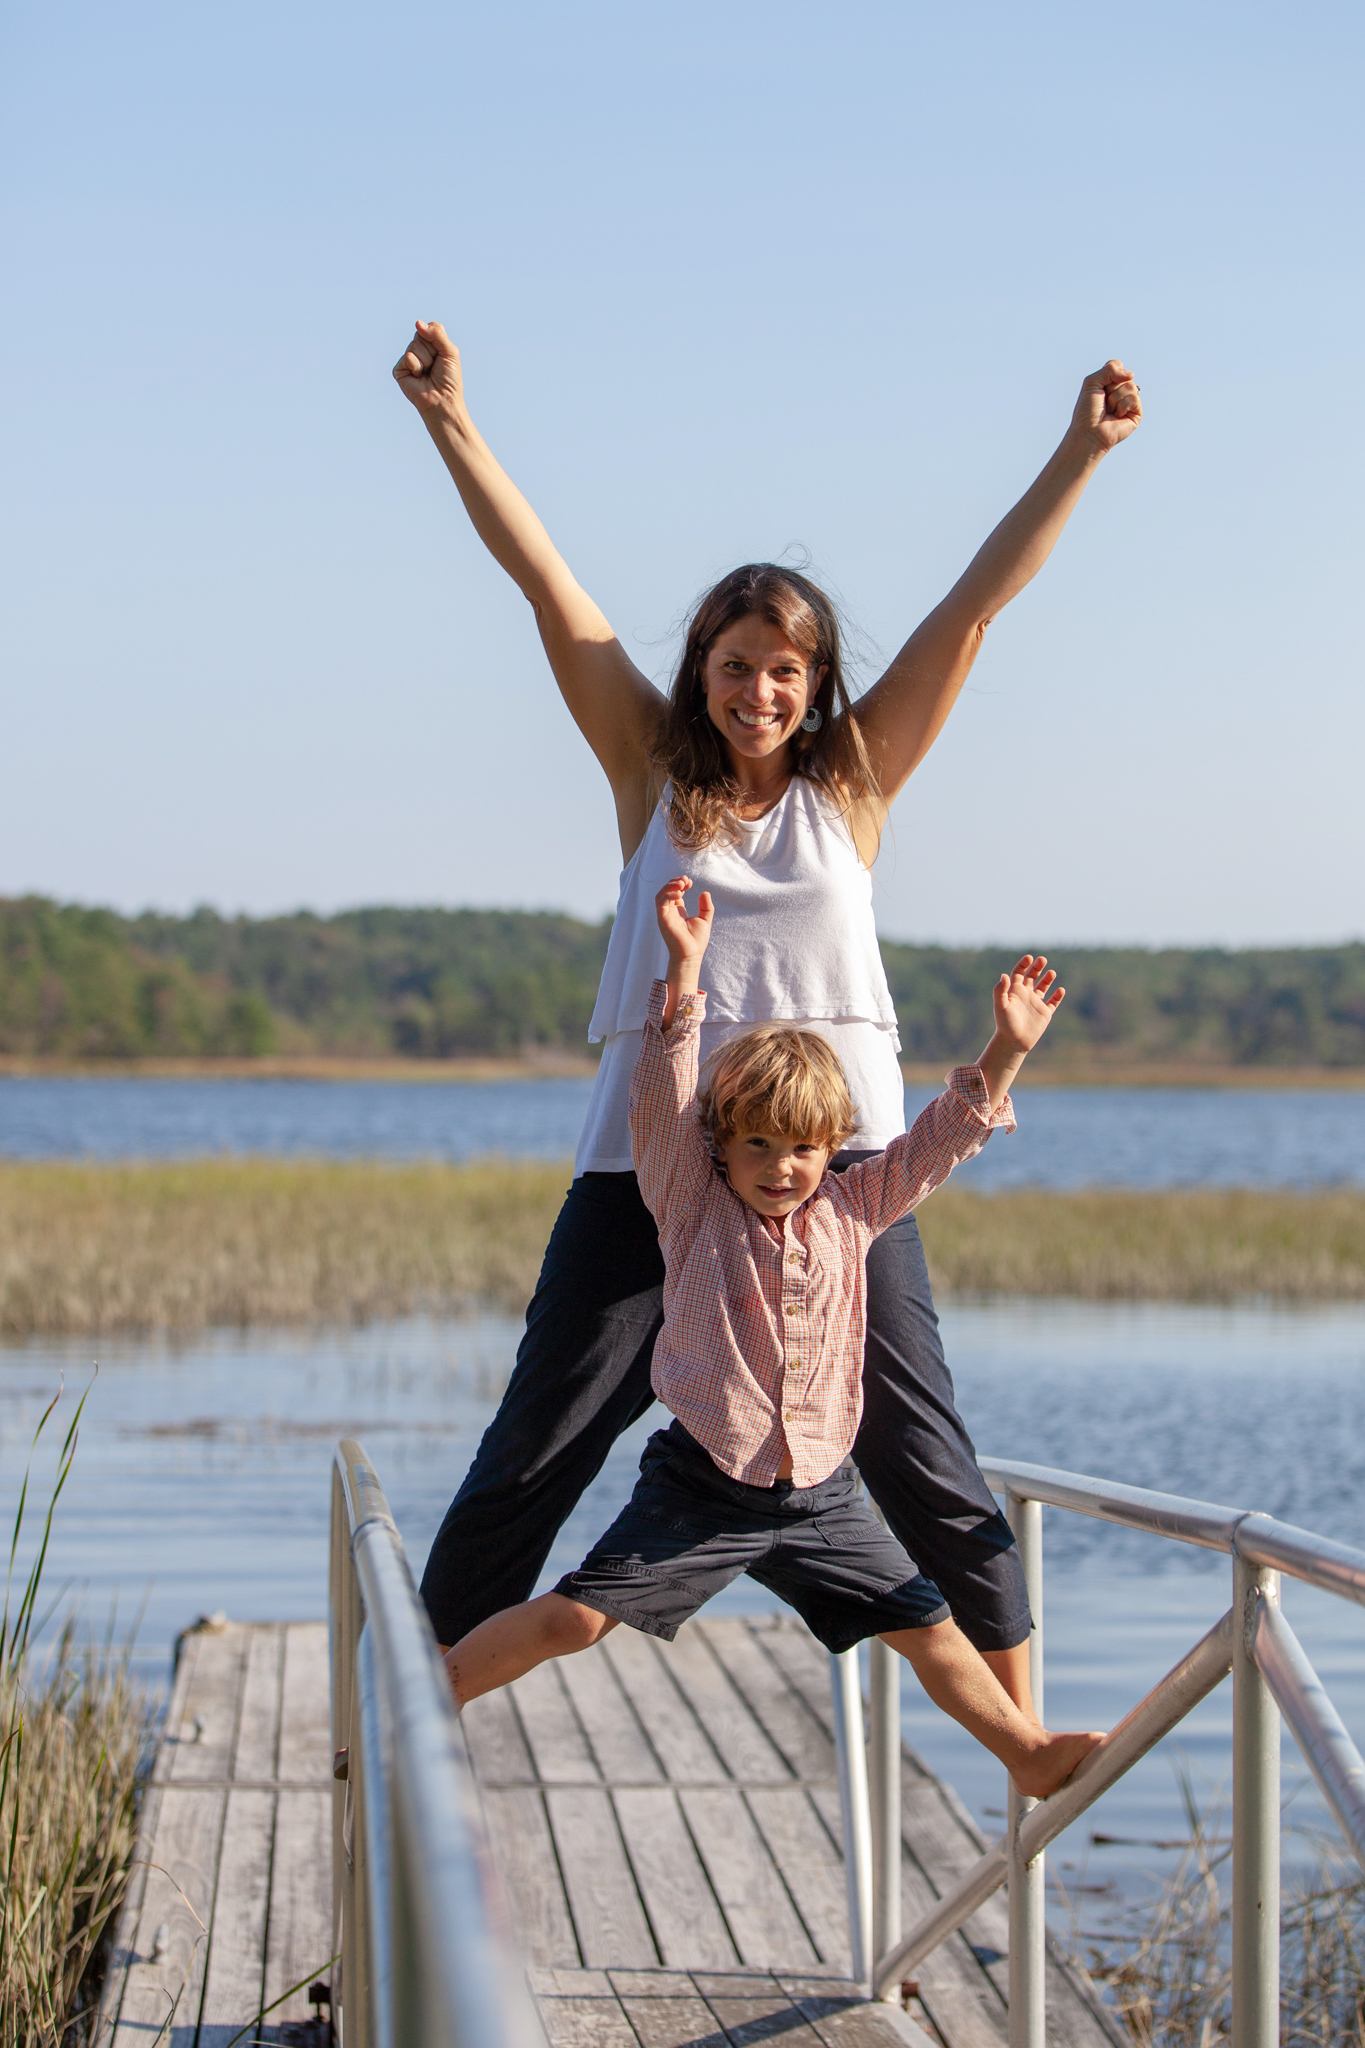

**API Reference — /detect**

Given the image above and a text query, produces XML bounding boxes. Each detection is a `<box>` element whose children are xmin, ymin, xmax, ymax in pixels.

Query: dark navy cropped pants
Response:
<box><xmin>419</xmin><ymin>1157</ymin><xmax>1029</xmax><ymax>1653</ymax></box>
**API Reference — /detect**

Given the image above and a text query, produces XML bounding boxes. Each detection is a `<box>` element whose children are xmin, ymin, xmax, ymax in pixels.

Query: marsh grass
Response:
<box><xmin>917</xmin><ymin>1186</ymin><xmax>1365</xmax><ymax>1303</ymax></box>
<box><xmin>0</xmin><ymin>1161</ymin><xmax>1361</xmax><ymax>1335</ymax></box>
<box><xmin>0</xmin><ymin>1156</ymin><xmax>572</xmax><ymax>1334</ymax></box>
<box><xmin>1070</xmin><ymin>1779</ymin><xmax>1234</xmax><ymax>2044</ymax></box>
<box><xmin>0</xmin><ymin>1383</ymin><xmax>153</xmax><ymax>2045</ymax></box>
<box><xmin>1068</xmin><ymin>1779</ymin><xmax>1365</xmax><ymax>2045</ymax></box>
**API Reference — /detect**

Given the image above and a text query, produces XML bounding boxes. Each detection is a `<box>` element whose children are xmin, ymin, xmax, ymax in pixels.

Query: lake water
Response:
<box><xmin>5</xmin><ymin>1299</ymin><xmax>1364</xmax><ymax>1935</ymax></box>
<box><xmin>2</xmin><ymin>1074</ymin><xmax>1365</xmax><ymax>1187</ymax></box>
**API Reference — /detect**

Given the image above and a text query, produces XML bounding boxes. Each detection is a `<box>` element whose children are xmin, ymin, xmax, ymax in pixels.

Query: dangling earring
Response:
<box><xmin>800</xmin><ymin>705</ymin><xmax>823</xmax><ymax>733</ymax></box>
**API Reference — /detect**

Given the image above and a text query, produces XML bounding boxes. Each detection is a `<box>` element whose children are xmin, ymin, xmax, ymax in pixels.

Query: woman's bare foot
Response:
<box><xmin>1011</xmin><ymin>1728</ymin><xmax>1106</xmax><ymax>1799</ymax></box>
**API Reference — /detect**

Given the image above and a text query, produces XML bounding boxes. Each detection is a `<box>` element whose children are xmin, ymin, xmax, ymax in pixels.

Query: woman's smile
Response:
<box><xmin>702</xmin><ymin>613</ymin><xmax>825</xmax><ymax>762</ymax></box>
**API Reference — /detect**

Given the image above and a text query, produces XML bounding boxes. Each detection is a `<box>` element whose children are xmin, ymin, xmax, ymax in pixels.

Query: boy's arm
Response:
<box><xmin>629</xmin><ymin>980</ymin><xmax>713</xmax><ymax>1230</ymax></box>
<box><xmin>837</xmin><ymin>1068</ymin><xmax>1015</xmax><ymax>1236</ymax></box>
<box><xmin>838</xmin><ymin>952</ymin><xmax>1063</xmax><ymax>1234</ymax></box>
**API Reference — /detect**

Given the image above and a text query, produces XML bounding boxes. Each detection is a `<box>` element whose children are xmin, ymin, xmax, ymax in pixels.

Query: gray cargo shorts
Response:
<box><xmin>554</xmin><ymin>1419</ymin><xmax>951</xmax><ymax>1654</ymax></box>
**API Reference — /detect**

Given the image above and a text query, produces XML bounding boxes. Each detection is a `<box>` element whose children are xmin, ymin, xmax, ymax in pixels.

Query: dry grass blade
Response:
<box><xmin>1080</xmin><ymin>1776</ymin><xmax>1233</xmax><ymax>2045</ymax></box>
<box><xmin>1280</xmin><ymin>1844</ymin><xmax>1365</xmax><ymax>2047</ymax></box>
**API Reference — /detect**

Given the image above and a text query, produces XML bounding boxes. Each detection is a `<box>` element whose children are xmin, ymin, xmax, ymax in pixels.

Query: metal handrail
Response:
<box><xmin>830</xmin><ymin>1455</ymin><xmax>1365</xmax><ymax>2048</ymax></box>
<box><xmin>1251</xmin><ymin>1595</ymin><xmax>1365</xmax><ymax>1868</ymax></box>
<box><xmin>330</xmin><ymin>1439</ymin><xmax>539</xmax><ymax>2048</ymax></box>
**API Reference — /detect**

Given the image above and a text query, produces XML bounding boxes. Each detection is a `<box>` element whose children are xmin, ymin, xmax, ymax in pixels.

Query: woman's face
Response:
<box><xmin>701</xmin><ymin>613</ymin><xmax>827</xmax><ymax>767</ymax></box>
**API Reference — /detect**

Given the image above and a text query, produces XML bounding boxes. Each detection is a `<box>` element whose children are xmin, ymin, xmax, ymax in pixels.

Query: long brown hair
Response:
<box><xmin>650</xmin><ymin>564</ymin><xmax>877</xmax><ymax>849</ymax></box>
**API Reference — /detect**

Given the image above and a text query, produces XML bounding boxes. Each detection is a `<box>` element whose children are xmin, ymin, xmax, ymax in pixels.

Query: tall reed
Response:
<box><xmin>0</xmin><ymin>1157</ymin><xmax>571</xmax><ymax>1333</ymax></box>
<box><xmin>0</xmin><ymin>1384</ymin><xmax>152</xmax><ymax>2046</ymax></box>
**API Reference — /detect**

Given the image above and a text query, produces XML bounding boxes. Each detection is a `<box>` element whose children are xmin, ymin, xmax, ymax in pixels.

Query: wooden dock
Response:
<box><xmin>99</xmin><ymin>1610</ymin><xmax>1118</xmax><ymax>2048</ymax></box>
<box><xmin>460</xmin><ymin>1612</ymin><xmax>1120</xmax><ymax>2048</ymax></box>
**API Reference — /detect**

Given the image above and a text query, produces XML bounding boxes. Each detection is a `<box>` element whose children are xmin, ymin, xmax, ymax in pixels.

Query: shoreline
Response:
<box><xmin>1</xmin><ymin>1053</ymin><xmax>1364</xmax><ymax>1090</ymax></box>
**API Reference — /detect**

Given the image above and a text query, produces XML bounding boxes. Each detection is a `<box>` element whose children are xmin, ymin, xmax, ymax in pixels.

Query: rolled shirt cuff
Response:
<box><xmin>646</xmin><ymin>977</ymin><xmax>709</xmax><ymax>1031</ymax></box>
<box><xmin>945</xmin><ymin>1063</ymin><xmax>1017</xmax><ymax>1133</ymax></box>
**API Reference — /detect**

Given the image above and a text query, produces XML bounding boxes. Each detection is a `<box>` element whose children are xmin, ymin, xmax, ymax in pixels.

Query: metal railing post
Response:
<box><xmin>354</xmin><ymin>1621</ymin><xmax>394</xmax><ymax>2048</ymax></box>
<box><xmin>830</xmin><ymin>1647</ymin><xmax>874</xmax><ymax>1989</ymax></box>
<box><xmin>330</xmin><ymin>1462</ymin><xmax>361</xmax><ymax>2041</ymax></box>
<box><xmin>1006</xmin><ymin>1491</ymin><xmax>1045</xmax><ymax>2048</ymax></box>
<box><xmin>1232</xmin><ymin>1557</ymin><xmax>1280</xmax><ymax>2048</ymax></box>
<box><xmin>868</xmin><ymin>1496</ymin><xmax>901</xmax><ymax>1999</ymax></box>
<box><xmin>869</xmin><ymin>1636</ymin><xmax>901</xmax><ymax>1996</ymax></box>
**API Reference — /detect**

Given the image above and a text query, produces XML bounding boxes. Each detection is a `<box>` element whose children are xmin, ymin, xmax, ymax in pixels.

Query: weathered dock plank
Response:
<box><xmin>263</xmin><ymin>1787</ymin><xmax>332</xmax><ymax>2027</ymax></box>
<box><xmin>233</xmin><ymin>1625</ymin><xmax>284</xmax><ymax>1781</ymax></box>
<box><xmin>198</xmin><ymin>1787</ymin><xmax>275</xmax><ymax>2037</ymax></box>
<box><xmin>97</xmin><ymin>1619</ymin><xmax>333</xmax><ymax>2048</ymax></box>
<box><xmin>560</xmin><ymin>1642</ymin><xmax>666</xmax><ymax>1781</ymax></box>
<box><xmin>110</xmin><ymin>1784</ymin><xmax>225</xmax><ymax>2046</ymax></box>
<box><xmin>613</xmin><ymin>1785</ymin><xmax>739</xmax><ymax>1968</ymax></box>
<box><xmin>603</xmin><ymin>1629</ymin><xmax>730</xmax><ymax>1781</ymax></box>
<box><xmin>550</xmin><ymin>1783</ymin><xmax>661</xmax><ymax>1967</ymax></box>
<box><xmin>680</xmin><ymin>1784</ymin><xmax>821</xmax><ymax>1969</ymax></box>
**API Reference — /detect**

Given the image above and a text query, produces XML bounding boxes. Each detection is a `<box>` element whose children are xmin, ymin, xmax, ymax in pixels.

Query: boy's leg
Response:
<box><xmin>749</xmin><ymin>1472</ymin><xmax>1101</xmax><ymax>1799</ymax></box>
<box><xmin>449</xmin><ymin>1430</ymin><xmax>788</xmax><ymax>1706</ymax></box>
<box><xmin>419</xmin><ymin>1172</ymin><xmax>664</xmax><ymax>1648</ymax></box>
<box><xmin>445</xmin><ymin>1593</ymin><xmax>618</xmax><ymax>1708</ymax></box>
<box><xmin>849</xmin><ymin>1203</ymin><xmax>1033</xmax><ymax>1681</ymax></box>
<box><xmin>881</xmin><ymin>1621</ymin><xmax>1103</xmax><ymax>1799</ymax></box>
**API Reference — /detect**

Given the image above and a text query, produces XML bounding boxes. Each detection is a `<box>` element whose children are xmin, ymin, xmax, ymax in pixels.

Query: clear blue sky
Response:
<box><xmin>2</xmin><ymin>3</ymin><xmax>1360</xmax><ymax>946</ymax></box>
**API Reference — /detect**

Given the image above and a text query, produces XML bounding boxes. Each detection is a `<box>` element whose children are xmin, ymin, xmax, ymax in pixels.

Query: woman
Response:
<box><xmin>393</xmin><ymin>320</ymin><xmax>1140</xmax><ymax>1709</ymax></box>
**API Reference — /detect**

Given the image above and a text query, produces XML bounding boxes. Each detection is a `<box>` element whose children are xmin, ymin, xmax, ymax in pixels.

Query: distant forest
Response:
<box><xmin>2</xmin><ymin>895</ymin><xmax>1364</xmax><ymax>1068</ymax></box>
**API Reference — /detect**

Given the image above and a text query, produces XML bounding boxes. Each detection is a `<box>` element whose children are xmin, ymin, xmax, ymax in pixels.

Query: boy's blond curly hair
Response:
<box><xmin>698</xmin><ymin>1025</ymin><xmax>858</xmax><ymax>1155</ymax></box>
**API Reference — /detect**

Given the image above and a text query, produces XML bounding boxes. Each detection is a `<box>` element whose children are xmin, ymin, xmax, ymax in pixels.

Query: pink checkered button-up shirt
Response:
<box><xmin>629</xmin><ymin>979</ymin><xmax>1015</xmax><ymax>1488</ymax></box>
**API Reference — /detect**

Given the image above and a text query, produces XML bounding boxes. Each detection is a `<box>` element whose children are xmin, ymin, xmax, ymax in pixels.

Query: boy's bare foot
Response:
<box><xmin>1011</xmin><ymin>1728</ymin><xmax>1106</xmax><ymax>1800</ymax></box>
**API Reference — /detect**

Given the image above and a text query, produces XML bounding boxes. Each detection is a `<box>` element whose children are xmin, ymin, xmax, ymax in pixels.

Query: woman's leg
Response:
<box><xmin>419</xmin><ymin>1173</ymin><xmax>664</xmax><ymax>1647</ymax></box>
<box><xmin>850</xmin><ymin>1207</ymin><xmax>1034</xmax><ymax>1677</ymax></box>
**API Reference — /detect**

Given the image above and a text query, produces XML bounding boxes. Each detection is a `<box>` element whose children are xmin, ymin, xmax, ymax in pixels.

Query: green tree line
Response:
<box><xmin>2</xmin><ymin>895</ymin><xmax>1363</xmax><ymax>1067</ymax></box>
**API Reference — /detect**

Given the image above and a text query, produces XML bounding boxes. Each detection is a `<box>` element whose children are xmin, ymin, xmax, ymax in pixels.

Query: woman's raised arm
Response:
<box><xmin>853</xmin><ymin>360</ymin><xmax>1142</xmax><ymax>810</ymax></box>
<box><xmin>394</xmin><ymin>321</ymin><xmax>665</xmax><ymax>858</ymax></box>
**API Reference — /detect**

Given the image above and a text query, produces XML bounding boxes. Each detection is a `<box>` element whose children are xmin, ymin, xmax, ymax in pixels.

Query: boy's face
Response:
<box><xmin>720</xmin><ymin>1128</ymin><xmax>830</xmax><ymax>1219</ymax></box>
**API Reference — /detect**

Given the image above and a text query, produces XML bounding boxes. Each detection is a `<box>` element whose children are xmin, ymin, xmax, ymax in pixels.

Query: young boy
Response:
<box><xmin>446</xmin><ymin>878</ymin><xmax>1104</xmax><ymax>1797</ymax></box>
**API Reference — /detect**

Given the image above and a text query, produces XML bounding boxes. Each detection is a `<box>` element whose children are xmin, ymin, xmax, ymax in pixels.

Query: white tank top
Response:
<box><xmin>574</xmin><ymin>779</ymin><xmax>907</xmax><ymax>1175</ymax></box>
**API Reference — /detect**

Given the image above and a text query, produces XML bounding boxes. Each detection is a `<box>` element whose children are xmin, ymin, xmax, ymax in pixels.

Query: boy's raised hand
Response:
<box><xmin>993</xmin><ymin>954</ymin><xmax>1065</xmax><ymax>1053</ymax></box>
<box><xmin>656</xmin><ymin>876</ymin><xmax>714</xmax><ymax>972</ymax></box>
<box><xmin>656</xmin><ymin>877</ymin><xmax>713</xmax><ymax>1027</ymax></box>
<box><xmin>976</xmin><ymin>954</ymin><xmax>1064</xmax><ymax>1111</ymax></box>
